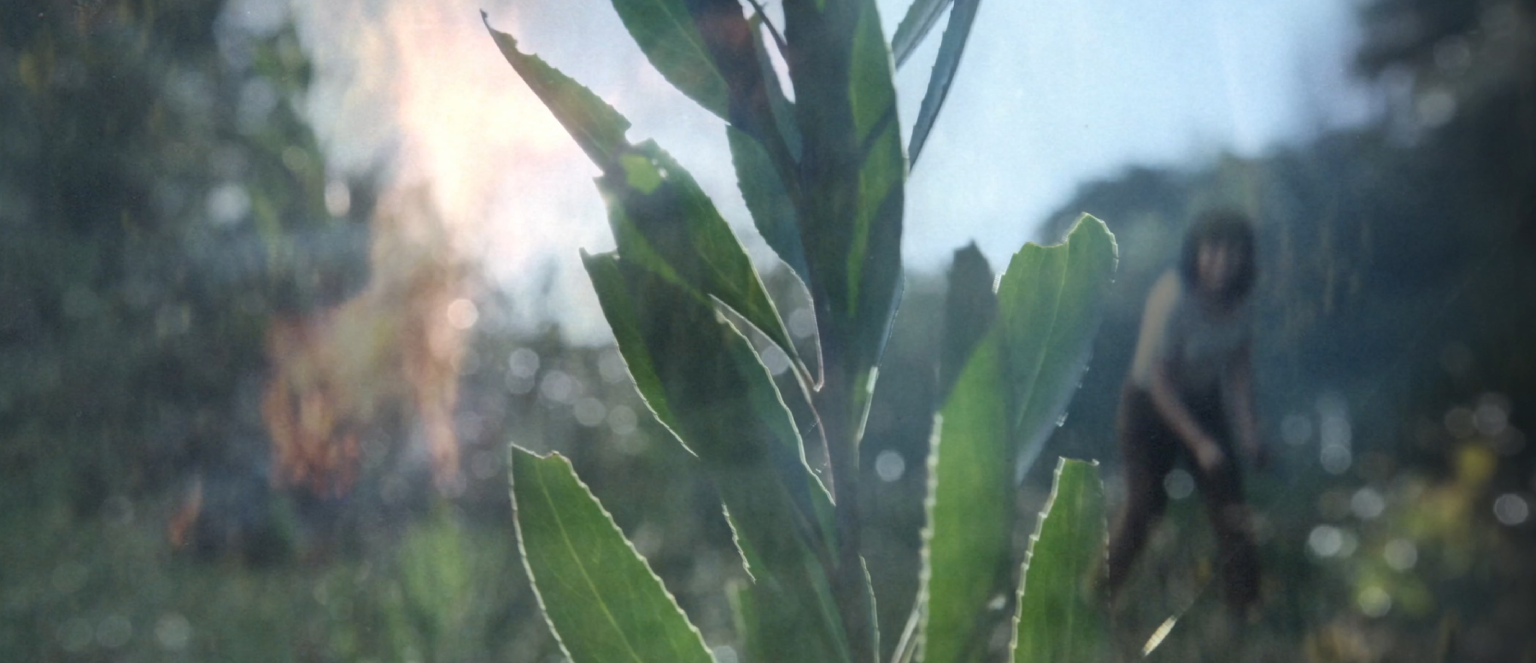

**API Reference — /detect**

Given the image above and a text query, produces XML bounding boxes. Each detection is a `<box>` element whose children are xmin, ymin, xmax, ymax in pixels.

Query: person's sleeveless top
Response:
<box><xmin>1129</xmin><ymin>271</ymin><xmax>1251</xmax><ymax>395</ymax></box>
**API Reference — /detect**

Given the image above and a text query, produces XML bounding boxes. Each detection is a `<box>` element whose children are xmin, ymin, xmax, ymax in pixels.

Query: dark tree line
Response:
<box><xmin>0</xmin><ymin>0</ymin><xmax>372</xmax><ymax>540</ymax></box>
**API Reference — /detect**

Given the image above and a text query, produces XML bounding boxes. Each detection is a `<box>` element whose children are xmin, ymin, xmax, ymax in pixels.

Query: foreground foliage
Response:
<box><xmin>485</xmin><ymin>0</ymin><xmax>1117</xmax><ymax>660</ymax></box>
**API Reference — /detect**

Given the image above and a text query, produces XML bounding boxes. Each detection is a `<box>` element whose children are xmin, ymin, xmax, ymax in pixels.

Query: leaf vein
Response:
<box><xmin>534</xmin><ymin>459</ymin><xmax>651</xmax><ymax>663</ymax></box>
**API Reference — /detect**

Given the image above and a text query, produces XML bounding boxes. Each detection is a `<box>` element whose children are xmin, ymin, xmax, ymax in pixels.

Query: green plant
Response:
<box><xmin>485</xmin><ymin>0</ymin><xmax>1117</xmax><ymax>660</ymax></box>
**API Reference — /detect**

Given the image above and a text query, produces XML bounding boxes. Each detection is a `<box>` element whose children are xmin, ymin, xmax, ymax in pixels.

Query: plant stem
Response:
<box><xmin>817</xmin><ymin>330</ymin><xmax>876</xmax><ymax>663</ymax></box>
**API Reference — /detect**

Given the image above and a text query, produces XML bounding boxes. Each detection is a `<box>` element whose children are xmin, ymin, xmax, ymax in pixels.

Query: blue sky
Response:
<box><xmin>283</xmin><ymin>0</ymin><xmax>1374</xmax><ymax>339</ymax></box>
<box><xmin>885</xmin><ymin>0</ymin><xmax>1372</xmax><ymax>264</ymax></box>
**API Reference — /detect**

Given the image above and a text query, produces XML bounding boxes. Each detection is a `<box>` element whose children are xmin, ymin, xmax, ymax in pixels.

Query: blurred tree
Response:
<box><xmin>1355</xmin><ymin>0</ymin><xmax>1536</xmax><ymax>241</ymax></box>
<box><xmin>0</xmin><ymin>0</ymin><xmax>372</xmax><ymax>531</ymax></box>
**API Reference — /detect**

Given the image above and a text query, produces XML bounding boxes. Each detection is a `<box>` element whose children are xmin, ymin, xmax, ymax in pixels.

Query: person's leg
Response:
<box><xmin>1187</xmin><ymin>397</ymin><xmax>1261</xmax><ymax>614</ymax></box>
<box><xmin>1203</xmin><ymin>472</ymin><xmax>1260</xmax><ymax>613</ymax></box>
<box><xmin>1104</xmin><ymin>387</ymin><xmax>1176</xmax><ymax>604</ymax></box>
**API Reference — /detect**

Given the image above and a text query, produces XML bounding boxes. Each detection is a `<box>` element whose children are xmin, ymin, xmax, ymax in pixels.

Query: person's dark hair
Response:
<box><xmin>1178</xmin><ymin>209</ymin><xmax>1257</xmax><ymax>303</ymax></box>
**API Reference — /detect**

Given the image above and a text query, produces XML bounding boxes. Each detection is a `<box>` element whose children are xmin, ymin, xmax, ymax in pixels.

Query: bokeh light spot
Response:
<box><xmin>1357</xmin><ymin>586</ymin><xmax>1392</xmax><ymax>617</ymax></box>
<box><xmin>875</xmin><ymin>449</ymin><xmax>907</xmax><ymax>483</ymax></box>
<box><xmin>1383</xmin><ymin>539</ymin><xmax>1418</xmax><ymax>571</ymax></box>
<box><xmin>538</xmin><ymin>370</ymin><xmax>577</xmax><ymax>405</ymax></box>
<box><xmin>607</xmin><ymin>405</ymin><xmax>638</xmax><ymax>436</ymax></box>
<box><xmin>760</xmin><ymin>345</ymin><xmax>791</xmax><ymax>376</ymax></box>
<box><xmin>1309</xmin><ymin>525</ymin><xmax>1343</xmax><ymax>557</ymax></box>
<box><xmin>1163</xmin><ymin>469</ymin><xmax>1195</xmax><ymax>500</ymax></box>
<box><xmin>1321</xmin><ymin>444</ymin><xmax>1352</xmax><ymax>475</ymax></box>
<box><xmin>1444</xmin><ymin>406</ymin><xmax>1476</xmax><ymax>438</ymax></box>
<box><xmin>154</xmin><ymin>612</ymin><xmax>192</xmax><ymax>651</ymax></box>
<box><xmin>1350</xmin><ymin>487</ymin><xmax>1385</xmax><ymax>520</ymax></box>
<box><xmin>446</xmin><ymin>298</ymin><xmax>478</xmax><ymax>330</ymax></box>
<box><xmin>712</xmin><ymin>645</ymin><xmax>740</xmax><ymax>663</ymax></box>
<box><xmin>598</xmin><ymin>348</ymin><xmax>629</xmax><ymax>384</ymax></box>
<box><xmin>1474</xmin><ymin>393</ymin><xmax>1509</xmax><ymax>437</ymax></box>
<box><xmin>1494</xmin><ymin>494</ymin><xmax>1529</xmax><ymax>526</ymax></box>
<box><xmin>508</xmin><ymin>348</ymin><xmax>540</xmax><ymax>378</ymax></box>
<box><xmin>789</xmin><ymin>308</ymin><xmax>817</xmax><ymax>339</ymax></box>
<box><xmin>1282</xmin><ymin>413</ymin><xmax>1313</xmax><ymax>446</ymax></box>
<box><xmin>574</xmin><ymin>397</ymin><xmax>607</xmax><ymax>427</ymax></box>
<box><xmin>325</xmin><ymin>180</ymin><xmax>352</xmax><ymax>216</ymax></box>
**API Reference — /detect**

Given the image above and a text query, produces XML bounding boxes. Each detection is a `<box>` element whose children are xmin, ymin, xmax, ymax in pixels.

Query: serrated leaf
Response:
<box><xmin>844</xmin><ymin>3</ymin><xmax>905</xmax><ymax>379</ymax></box>
<box><xmin>727</xmin><ymin>13</ymin><xmax>807</xmax><ymax>279</ymax></box>
<box><xmin>1011</xmin><ymin>458</ymin><xmax>1108</xmax><ymax>663</ymax></box>
<box><xmin>612</xmin><ymin>0</ymin><xmax>799</xmax><ymax>191</ymax></box>
<box><xmin>486</xmin><ymin>12</ymin><xmax>810</xmax><ymax>389</ymax></box>
<box><xmin>919</xmin><ymin>332</ymin><xmax>1012</xmax><ymax>663</ymax></box>
<box><xmin>483</xmin><ymin>13</ymin><xmax>630</xmax><ymax>165</ymax></box>
<box><xmin>907</xmin><ymin>0</ymin><xmax>981</xmax><ymax>166</ymax></box>
<box><xmin>939</xmin><ymin>242</ymin><xmax>996</xmax><ymax>400</ymax></box>
<box><xmin>918</xmin><ymin>216</ymin><xmax>1116</xmax><ymax>663</ymax></box>
<box><xmin>581</xmin><ymin>252</ymin><xmax>857</xmax><ymax>663</ymax></box>
<box><xmin>745</xmin><ymin>12</ymin><xmax>803</xmax><ymax>161</ymax></box>
<box><xmin>890</xmin><ymin>0</ymin><xmax>953</xmax><ymax>68</ymax></box>
<box><xmin>714</xmin><ymin>11</ymin><xmax>813</xmax><ymax>331</ymax></box>
<box><xmin>774</xmin><ymin>9</ymin><xmax>906</xmax><ymax>658</ymax></box>
<box><xmin>609</xmin><ymin>0</ymin><xmax>731</xmax><ymax>118</ymax></box>
<box><xmin>581</xmin><ymin>251</ymin><xmax>828</xmax><ymax>535</ymax></box>
<box><xmin>729</xmin><ymin>126</ymin><xmax>810</xmax><ymax>284</ymax></box>
<box><xmin>509</xmin><ymin>447</ymin><xmax>712</xmax><ymax>663</ymax></box>
<box><xmin>998</xmin><ymin>214</ymin><xmax>1117</xmax><ymax>483</ymax></box>
<box><xmin>597</xmin><ymin>140</ymin><xmax>810</xmax><ymax>384</ymax></box>
<box><xmin>580</xmin><ymin>253</ymin><xmax>680</xmax><ymax>430</ymax></box>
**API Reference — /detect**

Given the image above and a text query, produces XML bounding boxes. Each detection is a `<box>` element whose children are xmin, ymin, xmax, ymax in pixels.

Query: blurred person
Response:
<box><xmin>1102</xmin><ymin>210</ymin><xmax>1268</xmax><ymax>618</ymax></box>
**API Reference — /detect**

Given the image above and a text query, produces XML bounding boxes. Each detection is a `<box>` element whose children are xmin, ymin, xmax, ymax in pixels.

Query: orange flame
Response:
<box><xmin>261</xmin><ymin>313</ymin><xmax>365</xmax><ymax>497</ymax></box>
<box><xmin>261</xmin><ymin>186</ymin><xmax>466</xmax><ymax>497</ymax></box>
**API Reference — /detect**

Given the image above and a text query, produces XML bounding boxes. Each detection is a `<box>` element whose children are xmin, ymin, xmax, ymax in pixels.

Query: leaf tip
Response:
<box><xmin>480</xmin><ymin>9</ymin><xmax>503</xmax><ymax>39</ymax></box>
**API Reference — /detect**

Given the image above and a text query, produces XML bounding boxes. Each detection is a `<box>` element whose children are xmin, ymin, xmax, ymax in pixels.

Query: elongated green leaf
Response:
<box><xmin>1011</xmin><ymin>458</ymin><xmax>1108</xmax><ymax>663</ymax></box>
<box><xmin>509</xmin><ymin>447</ymin><xmax>712</xmax><ymax>663</ymax></box>
<box><xmin>999</xmin><ymin>214</ymin><xmax>1117</xmax><ymax>482</ymax></box>
<box><xmin>726</xmin><ymin>9</ymin><xmax>807</xmax><ymax>274</ymax></box>
<box><xmin>783</xmin><ymin>0</ymin><xmax>906</xmax><ymax>414</ymax></box>
<box><xmin>728</xmin><ymin>580</ymin><xmax>768</xmax><ymax>663</ymax></box>
<box><xmin>598</xmin><ymin>140</ymin><xmax>810</xmax><ymax>384</ymax></box>
<box><xmin>486</xmin><ymin>15</ymin><xmax>809</xmax><ymax>384</ymax></box>
<box><xmin>907</xmin><ymin>0</ymin><xmax>981</xmax><ymax>166</ymax></box>
<box><xmin>483</xmin><ymin>13</ymin><xmax>630</xmax><ymax>165</ymax></box>
<box><xmin>939</xmin><ymin>242</ymin><xmax>996</xmax><ymax>400</ymax></box>
<box><xmin>613</xmin><ymin>0</ymin><xmax>799</xmax><ymax>192</ymax></box>
<box><xmin>775</xmin><ymin>9</ymin><xmax>906</xmax><ymax>660</ymax></box>
<box><xmin>745</xmin><ymin>12</ymin><xmax>802</xmax><ymax>161</ymax></box>
<box><xmin>726</xmin><ymin>13</ymin><xmax>812</xmax><ymax>312</ymax></box>
<box><xmin>609</xmin><ymin>0</ymin><xmax>731</xmax><ymax>118</ymax></box>
<box><xmin>729</xmin><ymin>126</ymin><xmax>810</xmax><ymax>284</ymax></box>
<box><xmin>582</xmin><ymin>252</ymin><xmax>857</xmax><ymax>663</ymax></box>
<box><xmin>890</xmin><ymin>0</ymin><xmax>953</xmax><ymax>67</ymax></box>
<box><xmin>918</xmin><ymin>217</ymin><xmax>1116</xmax><ymax>663</ymax></box>
<box><xmin>580</xmin><ymin>253</ymin><xmax>679</xmax><ymax>430</ymax></box>
<box><xmin>919</xmin><ymin>332</ymin><xmax>1012</xmax><ymax>663</ymax></box>
<box><xmin>846</xmin><ymin>2</ymin><xmax>905</xmax><ymax>381</ymax></box>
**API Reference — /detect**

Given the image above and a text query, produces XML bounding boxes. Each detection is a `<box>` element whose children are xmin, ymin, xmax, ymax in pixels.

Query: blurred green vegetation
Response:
<box><xmin>1</xmin><ymin>0</ymin><xmax>1533</xmax><ymax>661</ymax></box>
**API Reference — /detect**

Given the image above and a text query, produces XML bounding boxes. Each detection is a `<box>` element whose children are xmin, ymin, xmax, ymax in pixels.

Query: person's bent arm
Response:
<box><xmin>1227</xmin><ymin>344</ymin><xmax>1265</xmax><ymax>468</ymax></box>
<box><xmin>1148</xmin><ymin>360</ymin><xmax>1226</xmax><ymax>472</ymax></box>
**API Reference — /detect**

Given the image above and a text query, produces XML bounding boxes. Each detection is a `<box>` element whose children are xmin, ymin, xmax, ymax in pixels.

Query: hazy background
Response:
<box><xmin>280</xmin><ymin>0</ymin><xmax>1372</xmax><ymax>339</ymax></box>
<box><xmin>2</xmin><ymin>0</ymin><xmax>1533</xmax><ymax>661</ymax></box>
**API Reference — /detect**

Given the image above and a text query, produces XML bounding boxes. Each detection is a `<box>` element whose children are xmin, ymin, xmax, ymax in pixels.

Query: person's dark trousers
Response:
<box><xmin>1104</xmin><ymin>383</ymin><xmax>1260</xmax><ymax>612</ymax></box>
